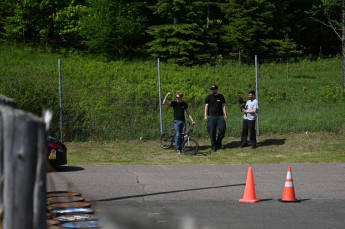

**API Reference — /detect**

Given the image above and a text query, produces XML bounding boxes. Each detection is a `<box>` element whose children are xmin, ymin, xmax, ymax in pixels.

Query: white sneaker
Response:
<box><xmin>176</xmin><ymin>150</ymin><xmax>181</xmax><ymax>154</ymax></box>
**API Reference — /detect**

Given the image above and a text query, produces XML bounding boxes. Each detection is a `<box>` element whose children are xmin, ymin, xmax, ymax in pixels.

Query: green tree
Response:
<box><xmin>220</xmin><ymin>0</ymin><xmax>300</xmax><ymax>60</ymax></box>
<box><xmin>308</xmin><ymin>0</ymin><xmax>345</xmax><ymax>90</ymax></box>
<box><xmin>147</xmin><ymin>0</ymin><xmax>217</xmax><ymax>65</ymax></box>
<box><xmin>53</xmin><ymin>2</ymin><xmax>88</xmax><ymax>49</ymax></box>
<box><xmin>1</xmin><ymin>0</ymin><xmax>85</xmax><ymax>48</ymax></box>
<box><xmin>79</xmin><ymin>0</ymin><xmax>148</xmax><ymax>57</ymax></box>
<box><xmin>281</xmin><ymin>0</ymin><xmax>326</xmax><ymax>55</ymax></box>
<box><xmin>0</xmin><ymin>0</ymin><xmax>15</xmax><ymax>38</ymax></box>
<box><xmin>2</xmin><ymin>0</ymin><xmax>55</xmax><ymax>43</ymax></box>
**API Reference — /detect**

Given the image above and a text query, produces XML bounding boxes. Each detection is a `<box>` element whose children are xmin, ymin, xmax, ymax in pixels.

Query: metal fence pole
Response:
<box><xmin>157</xmin><ymin>58</ymin><xmax>163</xmax><ymax>135</ymax></box>
<box><xmin>58</xmin><ymin>59</ymin><xmax>64</xmax><ymax>142</ymax></box>
<box><xmin>255</xmin><ymin>55</ymin><xmax>260</xmax><ymax>136</ymax></box>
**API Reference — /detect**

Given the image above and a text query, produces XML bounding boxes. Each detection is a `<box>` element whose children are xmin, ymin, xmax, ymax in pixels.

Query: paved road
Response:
<box><xmin>48</xmin><ymin>163</ymin><xmax>345</xmax><ymax>229</ymax></box>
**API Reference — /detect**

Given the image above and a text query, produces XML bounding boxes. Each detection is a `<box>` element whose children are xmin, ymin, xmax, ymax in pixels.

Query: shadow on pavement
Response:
<box><xmin>277</xmin><ymin>198</ymin><xmax>311</xmax><ymax>203</ymax></box>
<box><xmin>97</xmin><ymin>183</ymin><xmax>245</xmax><ymax>202</ymax></box>
<box><xmin>52</xmin><ymin>165</ymin><xmax>85</xmax><ymax>172</ymax></box>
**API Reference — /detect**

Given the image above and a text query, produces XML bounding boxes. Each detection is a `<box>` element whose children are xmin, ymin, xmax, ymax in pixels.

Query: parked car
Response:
<box><xmin>48</xmin><ymin>136</ymin><xmax>67</xmax><ymax>166</ymax></box>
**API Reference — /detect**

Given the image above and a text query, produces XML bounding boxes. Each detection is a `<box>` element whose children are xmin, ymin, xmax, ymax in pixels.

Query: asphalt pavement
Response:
<box><xmin>47</xmin><ymin>163</ymin><xmax>345</xmax><ymax>229</ymax></box>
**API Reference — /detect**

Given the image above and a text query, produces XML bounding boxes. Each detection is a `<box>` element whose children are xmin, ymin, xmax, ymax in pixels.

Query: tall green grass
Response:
<box><xmin>1</xmin><ymin>43</ymin><xmax>344</xmax><ymax>141</ymax></box>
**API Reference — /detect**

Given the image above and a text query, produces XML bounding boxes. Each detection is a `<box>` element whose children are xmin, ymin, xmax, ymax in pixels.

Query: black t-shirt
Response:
<box><xmin>170</xmin><ymin>101</ymin><xmax>188</xmax><ymax>120</ymax></box>
<box><xmin>205</xmin><ymin>93</ymin><xmax>226</xmax><ymax>116</ymax></box>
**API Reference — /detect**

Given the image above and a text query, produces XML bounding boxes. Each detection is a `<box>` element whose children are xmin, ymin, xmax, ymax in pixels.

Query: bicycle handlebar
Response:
<box><xmin>187</xmin><ymin>121</ymin><xmax>195</xmax><ymax>126</ymax></box>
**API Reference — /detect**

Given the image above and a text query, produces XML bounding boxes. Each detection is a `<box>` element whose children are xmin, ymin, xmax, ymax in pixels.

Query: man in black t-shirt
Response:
<box><xmin>204</xmin><ymin>85</ymin><xmax>228</xmax><ymax>152</ymax></box>
<box><xmin>163</xmin><ymin>92</ymin><xmax>195</xmax><ymax>154</ymax></box>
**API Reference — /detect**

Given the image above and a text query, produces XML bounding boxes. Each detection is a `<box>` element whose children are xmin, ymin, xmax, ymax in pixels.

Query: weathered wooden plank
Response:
<box><xmin>1</xmin><ymin>106</ymin><xmax>47</xmax><ymax>229</ymax></box>
<box><xmin>0</xmin><ymin>96</ymin><xmax>16</xmax><ymax>108</ymax></box>
<box><xmin>33</xmin><ymin>119</ymin><xmax>47</xmax><ymax>229</ymax></box>
<box><xmin>0</xmin><ymin>108</ymin><xmax>3</xmax><ymax>228</ymax></box>
<box><xmin>0</xmin><ymin>110</ymin><xmax>3</xmax><ymax>205</ymax></box>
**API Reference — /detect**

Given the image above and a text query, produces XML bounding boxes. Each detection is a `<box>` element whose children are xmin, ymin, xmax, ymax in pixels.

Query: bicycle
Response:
<box><xmin>160</xmin><ymin>122</ymin><xmax>199</xmax><ymax>155</ymax></box>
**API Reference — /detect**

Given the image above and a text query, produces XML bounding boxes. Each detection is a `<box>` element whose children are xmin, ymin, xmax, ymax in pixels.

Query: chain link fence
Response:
<box><xmin>1</xmin><ymin>54</ymin><xmax>342</xmax><ymax>141</ymax></box>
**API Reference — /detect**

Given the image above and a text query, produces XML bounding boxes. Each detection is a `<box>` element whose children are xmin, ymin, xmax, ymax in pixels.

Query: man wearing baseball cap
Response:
<box><xmin>204</xmin><ymin>84</ymin><xmax>228</xmax><ymax>152</ymax></box>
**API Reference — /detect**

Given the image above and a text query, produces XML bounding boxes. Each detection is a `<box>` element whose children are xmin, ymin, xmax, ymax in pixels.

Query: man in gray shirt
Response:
<box><xmin>240</xmin><ymin>90</ymin><xmax>258</xmax><ymax>149</ymax></box>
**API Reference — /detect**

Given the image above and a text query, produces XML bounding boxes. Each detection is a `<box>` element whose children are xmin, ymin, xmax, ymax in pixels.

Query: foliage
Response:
<box><xmin>53</xmin><ymin>3</ymin><xmax>88</xmax><ymax>48</ymax></box>
<box><xmin>307</xmin><ymin>0</ymin><xmax>342</xmax><ymax>39</ymax></box>
<box><xmin>309</xmin><ymin>0</ymin><xmax>342</xmax><ymax>22</ymax></box>
<box><xmin>1</xmin><ymin>45</ymin><xmax>345</xmax><ymax>141</ymax></box>
<box><xmin>147</xmin><ymin>23</ymin><xmax>215</xmax><ymax>65</ymax></box>
<box><xmin>320</xmin><ymin>84</ymin><xmax>344</xmax><ymax>102</ymax></box>
<box><xmin>150</xmin><ymin>0</ymin><xmax>201</xmax><ymax>24</ymax></box>
<box><xmin>220</xmin><ymin>0</ymin><xmax>300</xmax><ymax>59</ymax></box>
<box><xmin>1</xmin><ymin>0</ymin><xmax>87</xmax><ymax>49</ymax></box>
<box><xmin>79</xmin><ymin>0</ymin><xmax>148</xmax><ymax>56</ymax></box>
<box><xmin>307</xmin><ymin>0</ymin><xmax>344</xmax><ymax>90</ymax></box>
<box><xmin>0</xmin><ymin>0</ymin><xmax>343</xmax><ymax>62</ymax></box>
<box><xmin>2</xmin><ymin>0</ymin><xmax>65</xmax><ymax>43</ymax></box>
<box><xmin>146</xmin><ymin>0</ymin><xmax>216</xmax><ymax>64</ymax></box>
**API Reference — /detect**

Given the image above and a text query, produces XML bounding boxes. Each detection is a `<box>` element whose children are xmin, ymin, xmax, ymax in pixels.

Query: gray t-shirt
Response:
<box><xmin>243</xmin><ymin>99</ymin><xmax>258</xmax><ymax>120</ymax></box>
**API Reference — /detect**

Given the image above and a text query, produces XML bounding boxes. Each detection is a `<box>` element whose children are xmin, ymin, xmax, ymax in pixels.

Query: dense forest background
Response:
<box><xmin>0</xmin><ymin>0</ymin><xmax>342</xmax><ymax>64</ymax></box>
<box><xmin>1</xmin><ymin>0</ymin><xmax>344</xmax><ymax>141</ymax></box>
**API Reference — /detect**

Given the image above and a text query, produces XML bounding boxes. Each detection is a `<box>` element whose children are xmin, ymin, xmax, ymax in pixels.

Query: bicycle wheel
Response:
<box><xmin>182</xmin><ymin>138</ymin><xmax>199</xmax><ymax>155</ymax></box>
<box><xmin>160</xmin><ymin>132</ymin><xmax>174</xmax><ymax>149</ymax></box>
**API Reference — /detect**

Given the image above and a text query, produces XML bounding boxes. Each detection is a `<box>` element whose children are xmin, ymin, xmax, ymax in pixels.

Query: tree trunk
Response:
<box><xmin>207</xmin><ymin>1</ymin><xmax>210</xmax><ymax>29</ymax></box>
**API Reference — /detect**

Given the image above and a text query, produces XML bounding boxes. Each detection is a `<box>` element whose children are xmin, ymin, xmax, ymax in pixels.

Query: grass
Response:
<box><xmin>1</xmin><ymin>44</ymin><xmax>345</xmax><ymax>141</ymax></box>
<box><xmin>1</xmin><ymin>45</ymin><xmax>345</xmax><ymax>165</ymax></box>
<box><xmin>65</xmin><ymin>132</ymin><xmax>345</xmax><ymax>165</ymax></box>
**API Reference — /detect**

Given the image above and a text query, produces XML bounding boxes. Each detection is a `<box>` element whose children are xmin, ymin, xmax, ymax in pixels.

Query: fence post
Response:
<box><xmin>255</xmin><ymin>55</ymin><xmax>260</xmax><ymax>136</ymax></box>
<box><xmin>0</xmin><ymin>95</ymin><xmax>17</xmax><ymax>222</ymax></box>
<box><xmin>33</xmin><ymin>110</ymin><xmax>48</xmax><ymax>229</ymax></box>
<box><xmin>157</xmin><ymin>58</ymin><xmax>163</xmax><ymax>135</ymax></box>
<box><xmin>0</xmin><ymin>95</ymin><xmax>16</xmax><ymax>108</ymax></box>
<box><xmin>0</xmin><ymin>104</ymin><xmax>47</xmax><ymax>229</ymax></box>
<box><xmin>58</xmin><ymin>59</ymin><xmax>64</xmax><ymax>142</ymax></box>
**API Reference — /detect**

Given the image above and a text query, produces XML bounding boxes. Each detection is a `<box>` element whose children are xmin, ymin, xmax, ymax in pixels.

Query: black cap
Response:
<box><xmin>210</xmin><ymin>85</ymin><xmax>218</xmax><ymax>90</ymax></box>
<box><xmin>176</xmin><ymin>93</ymin><xmax>183</xmax><ymax>98</ymax></box>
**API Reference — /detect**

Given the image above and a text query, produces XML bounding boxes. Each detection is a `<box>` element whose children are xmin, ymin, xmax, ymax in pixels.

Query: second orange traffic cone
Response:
<box><xmin>278</xmin><ymin>167</ymin><xmax>299</xmax><ymax>202</ymax></box>
<box><xmin>239</xmin><ymin>167</ymin><xmax>260</xmax><ymax>203</ymax></box>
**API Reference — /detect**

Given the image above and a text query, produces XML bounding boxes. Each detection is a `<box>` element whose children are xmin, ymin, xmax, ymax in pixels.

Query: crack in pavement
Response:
<box><xmin>126</xmin><ymin>168</ymin><xmax>148</xmax><ymax>201</ymax></box>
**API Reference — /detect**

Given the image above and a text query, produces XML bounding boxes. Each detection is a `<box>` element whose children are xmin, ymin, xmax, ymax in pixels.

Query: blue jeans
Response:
<box><xmin>208</xmin><ymin>116</ymin><xmax>226</xmax><ymax>150</ymax></box>
<box><xmin>174</xmin><ymin>120</ymin><xmax>186</xmax><ymax>151</ymax></box>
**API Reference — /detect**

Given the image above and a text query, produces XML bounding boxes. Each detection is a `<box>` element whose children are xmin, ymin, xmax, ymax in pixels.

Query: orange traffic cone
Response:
<box><xmin>278</xmin><ymin>167</ymin><xmax>299</xmax><ymax>202</ymax></box>
<box><xmin>239</xmin><ymin>167</ymin><xmax>260</xmax><ymax>203</ymax></box>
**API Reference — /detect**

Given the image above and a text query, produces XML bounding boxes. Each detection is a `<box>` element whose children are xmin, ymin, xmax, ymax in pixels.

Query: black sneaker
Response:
<box><xmin>240</xmin><ymin>144</ymin><xmax>247</xmax><ymax>148</ymax></box>
<box><xmin>251</xmin><ymin>145</ymin><xmax>256</xmax><ymax>149</ymax></box>
<box><xmin>216</xmin><ymin>143</ymin><xmax>222</xmax><ymax>150</ymax></box>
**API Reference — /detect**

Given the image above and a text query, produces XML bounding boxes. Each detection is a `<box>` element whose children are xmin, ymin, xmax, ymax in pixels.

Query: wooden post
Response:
<box><xmin>34</xmin><ymin>112</ymin><xmax>48</xmax><ymax>229</ymax></box>
<box><xmin>0</xmin><ymin>105</ymin><xmax>47</xmax><ymax>229</ymax></box>
<box><xmin>0</xmin><ymin>95</ymin><xmax>17</xmax><ymax>227</ymax></box>
<box><xmin>0</xmin><ymin>95</ymin><xmax>16</xmax><ymax>108</ymax></box>
<box><xmin>0</xmin><ymin>108</ymin><xmax>3</xmax><ymax>229</ymax></box>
